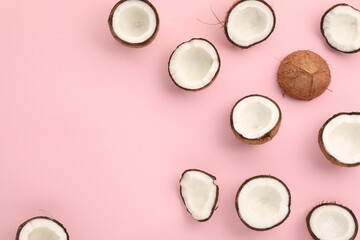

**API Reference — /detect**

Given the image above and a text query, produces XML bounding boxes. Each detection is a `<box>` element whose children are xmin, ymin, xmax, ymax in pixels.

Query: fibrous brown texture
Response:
<box><xmin>277</xmin><ymin>50</ymin><xmax>331</xmax><ymax>100</ymax></box>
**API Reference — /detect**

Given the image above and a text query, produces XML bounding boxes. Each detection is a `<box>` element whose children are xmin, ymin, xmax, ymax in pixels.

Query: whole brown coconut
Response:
<box><xmin>277</xmin><ymin>50</ymin><xmax>331</xmax><ymax>100</ymax></box>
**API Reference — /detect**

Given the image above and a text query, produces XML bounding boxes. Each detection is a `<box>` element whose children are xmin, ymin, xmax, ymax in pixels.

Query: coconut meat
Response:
<box><xmin>227</xmin><ymin>0</ymin><xmax>274</xmax><ymax>47</ymax></box>
<box><xmin>111</xmin><ymin>0</ymin><xmax>157</xmax><ymax>44</ymax></box>
<box><xmin>309</xmin><ymin>204</ymin><xmax>357</xmax><ymax>240</ymax></box>
<box><xmin>180</xmin><ymin>170</ymin><xmax>218</xmax><ymax>221</ymax></box>
<box><xmin>322</xmin><ymin>5</ymin><xmax>360</xmax><ymax>52</ymax></box>
<box><xmin>232</xmin><ymin>96</ymin><xmax>280</xmax><ymax>139</ymax></box>
<box><xmin>237</xmin><ymin>177</ymin><xmax>290</xmax><ymax>229</ymax></box>
<box><xmin>322</xmin><ymin>114</ymin><xmax>360</xmax><ymax>165</ymax></box>
<box><xmin>169</xmin><ymin>39</ymin><xmax>220</xmax><ymax>90</ymax></box>
<box><xmin>18</xmin><ymin>218</ymin><xmax>68</xmax><ymax>240</ymax></box>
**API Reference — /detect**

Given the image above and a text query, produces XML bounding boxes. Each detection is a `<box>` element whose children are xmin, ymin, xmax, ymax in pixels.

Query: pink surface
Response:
<box><xmin>1</xmin><ymin>0</ymin><xmax>360</xmax><ymax>239</ymax></box>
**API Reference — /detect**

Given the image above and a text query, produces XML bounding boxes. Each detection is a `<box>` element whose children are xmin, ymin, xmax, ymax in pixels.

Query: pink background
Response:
<box><xmin>1</xmin><ymin>0</ymin><xmax>360</xmax><ymax>239</ymax></box>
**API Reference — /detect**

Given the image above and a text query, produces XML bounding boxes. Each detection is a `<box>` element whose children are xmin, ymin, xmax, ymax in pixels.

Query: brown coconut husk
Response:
<box><xmin>277</xmin><ymin>50</ymin><xmax>331</xmax><ymax>100</ymax></box>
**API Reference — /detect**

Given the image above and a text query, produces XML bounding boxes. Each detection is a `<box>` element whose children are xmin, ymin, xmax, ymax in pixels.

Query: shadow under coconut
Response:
<box><xmin>294</xmin><ymin>215</ymin><xmax>312</xmax><ymax>240</ymax></box>
<box><xmin>220</xmin><ymin>185</ymin><xmax>250</xmax><ymax>236</ymax></box>
<box><xmin>84</xmin><ymin>1</ymin><xmax>130</xmax><ymax>55</ymax></box>
<box><xmin>303</xmin><ymin>123</ymin><xmax>341</xmax><ymax>172</ymax></box>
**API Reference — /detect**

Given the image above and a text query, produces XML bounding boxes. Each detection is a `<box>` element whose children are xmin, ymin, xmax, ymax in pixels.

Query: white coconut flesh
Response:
<box><xmin>308</xmin><ymin>204</ymin><xmax>357</xmax><ymax>240</ymax></box>
<box><xmin>18</xmin><ymin>218</ymin><xmax>68</xmax><ymax>240</ymax></box>
<box><xmin>236</xmin><ymin>176</ymin><xmax>290</xmax><ymax>230</ymax></box>
<box><xmin>169</xmin><ymin>39</ymin><xmax>220</xmax><ymax>90</ymax></box>
<box><xmin>232</xmin><ymin>95</ymin><xmax>280</xmax><ymax>139</ymax></box>
<box><xmin>180</xmin><ymin>170</ymin><xmax>218</xmax><ymax>221</ymax></box>
<box><xmin>322</xmin><ymin>5</ymin><xmax>360</xmax><ymax>52</ymax></box>
<box><xmin>322</xmin><ymin>114</ymin><xmax>360</xmax><ymax>165</ymax></box>
<box><xmin>226</xmin><ymin>0</ymin><xmax>275</xmax><ymax>47</ymax></box>
<box><xmin>111</xmin><ymin>0</ymin><xmax>157</xmax><ymax>44</ymax></box>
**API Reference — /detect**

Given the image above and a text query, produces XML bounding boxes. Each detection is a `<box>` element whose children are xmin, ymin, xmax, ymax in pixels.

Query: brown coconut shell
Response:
<box><xmin>277</xmin><ymin>50</ymin><xmax>331</xmax><ymax>100</ymax></box>
<box><xmin>168</xmin><ymin>38</ymin><xmax>221</xmax><ymax>91</ymax></box>
<box><xmin>224</xmin><ymin>0</ymin><xmax>276</xmax><ymax>48</ymax></box>
<box><xmin>179</xmin><ymin>169</ymin><xmax>219</xmax><ymax>222</ymax></box>
<box><xmin>321</xmin><ymin>3</ymin><xmax>360</xmax><ymax>54</ymax></box>
<box><xmin>108</xmin><ymin>0</ymin><xmax>159</xmax><ymax>48</ymax></box>
<box><xmin>306</xmin><ymin>202</ymin><xmax>358</xmax><ymax>240</ymax></box>
<box><xmin>230</xmin><ymin>94</ymin><xmax>282</xmax><ymax>144</ymax></box>
<box><xmin>318</xmin><ymin>112</ymin><xmax>360</xmax><ymax>167</ymax></box>
<box><xmin>16</xmin><ymin>216</ymin><xmax>69</xmax><ymax>240</ymax></box>
<box><xmin>235</xmin><ymin>175</ymin><xmax>291</xmax><ymax>231</ymax></box>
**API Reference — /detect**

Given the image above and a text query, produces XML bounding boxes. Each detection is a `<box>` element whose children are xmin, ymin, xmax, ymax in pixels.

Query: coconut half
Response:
<box><xmin>235</xmin><ymin>175</ymin><xmax>291</xmax><ymax>231</ymax></box>
<box><xmin>225</xmin><ymin>0</ymin><xmax>275</xmax><ymax>48</ymax></box>
<box><xmin>16</xmin><ymin>216</ymin><xmax>69</xmax><ymax>240</ymax></box>
<box><xmin>108</xmin><ymin>0</ymin><xmax>159</xmax><ymax>47</ymax></box>
<box><xmin>307</xmin><ymin>203</ymin><xmax>358</xmax><ymax>240</ymax></box>
<box><xmin>168</xmin><ymin>38</ymin><xmax>220</xmax><ymax>91</ymax></box>
<box><xmin>179</xmin><ymin>169</ymin><xmax>219</xmax><ymax>222</ymax></box>
<box><xmin>319</xmin><ymin>112</ymin><xmax>360</xmax><ymax>167</ymax></box>
<box><xmin>230</xmin><ymin>94</ymin><xmax>281</xmax><ymax>144</ymax></box>
<box><xmin>277</xmin><ymin>50</ymin><xmax>331</xmax><ymax>100</ymax></box>
<box><xmin>321</xmin><ymin>4</ymin><xmax>360</xmax><ymax>53</ymax></box>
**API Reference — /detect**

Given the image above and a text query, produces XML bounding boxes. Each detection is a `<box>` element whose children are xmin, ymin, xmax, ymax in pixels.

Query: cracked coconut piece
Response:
<box><xmin>168</xmin><ymin>38</ymin><xmax>220</xmax><ymax>91</ymax></box>
<box><xmin>235</xmin><ymin>175</ymin><xmax>291</xmax><ymax>230</ymax></box>
<box><xmin>180</xmin><ymin>169</ymin><xmax>219</xmax><ymax>221</ymax></box>
<box><xmin>319</xmin><ymin>112</ymin><xmax>360</xmax><ymax>167</ymax></box>
<box><xmin>225</xmin><ymin>0</ymin><xmax>276</xmax><ymax>48</ymax></box>
<box><xmin>307</xmin><ymin>203</ymin><xmax>358</xmax><ymax>240</ymax></box>
<box><xmin>321</xmin><ymin>3</ymin><xmax>360</xmax><ymax>53</ymax></box>
<box><xmin>108</xmin><ymin>0</ymin><xmax>159</xmax><ymax>47</ymax></box>
<box><xmin>16</xmin><ymin>216</ymin><xmax>69</xmax><ymax>240</ymax></box>
<box><xmin>230</xmin><ymin>94</ymin><xmax>281</xmax><ymax>144</ymax></box>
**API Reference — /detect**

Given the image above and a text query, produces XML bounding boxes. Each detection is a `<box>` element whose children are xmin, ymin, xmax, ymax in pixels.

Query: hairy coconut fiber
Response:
<box><xmin>277</xmin><ymin>50</ymin><xmax>331</xmax><ymax>100</ymax></box>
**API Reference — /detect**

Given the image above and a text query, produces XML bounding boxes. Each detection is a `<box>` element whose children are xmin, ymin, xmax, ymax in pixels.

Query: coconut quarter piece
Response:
<box><xmin>230</xmin><ymin>94</ymin><xmax>281</xmax><ymax>144</ymax></box>
<box><xmin>168</xmin><ymin>38</ymin><xmax>220</xmax><ymax>91</ymax></box>
<box><xmin>108</xmin><ymin>0</ymin><xmax>159</xmax><ymax>47</ymax></box>
<box><xmin>179</xmin><ymin>169</ymin><xmax>219</xmax><ymax>222</ymax></box>
<box><xmin>321</xmin><ymin>4</ymin><xmax>360</xmax><ymax>53</ymax></box>
<box><xmin>16</xmin><ymin>216</ymin><xmax>69</xmax><ymax>240</ymax></box>
<box><xmin>307</xmin><ymin>203</ymin><xmax>358</xmax><ymax>240</ymax></box>
<box><xmin>235</xmin><ymin>175</ymin><xmax>291</xmax><ymax>230</ymax></box>
<box><xmin>225</xmin><ymin>0</ymin><xmax>276</xmax><ymax>48</ymax></box>
<box><xmin>277</xmin><ymin>50</ymin><xmax>331</xmax><ymax>100</ymax></box>
<box><xmin>319</xmin><ymin>112</ymin><xmax>360</xmax><ymax>167</ymax></box>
